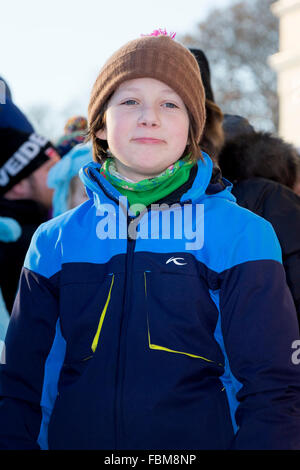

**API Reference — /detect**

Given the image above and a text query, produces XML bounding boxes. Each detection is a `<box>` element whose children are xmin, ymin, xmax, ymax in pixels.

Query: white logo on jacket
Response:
<box><xmin>166</xmin><ymin>256</ymin><xmax>187</xmax><ymax>266</ymax></box>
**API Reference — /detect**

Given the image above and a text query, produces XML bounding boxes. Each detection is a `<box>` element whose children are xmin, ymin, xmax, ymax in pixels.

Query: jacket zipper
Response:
<box><xmin>112</xmin><ymin>201</ymin><xmax>195</xmax><ymax>448</ymax></box>
<box><xmin>114</xmin><ymin>214</ymin><xmax>136</xmax><ymax>449</ymax></box>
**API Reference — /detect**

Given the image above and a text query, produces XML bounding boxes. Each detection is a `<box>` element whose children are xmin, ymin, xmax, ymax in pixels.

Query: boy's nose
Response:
<box><xmin>137</xmin><ymin>107</ymin><xmax>160</xmax><ymax>127</ymax></box>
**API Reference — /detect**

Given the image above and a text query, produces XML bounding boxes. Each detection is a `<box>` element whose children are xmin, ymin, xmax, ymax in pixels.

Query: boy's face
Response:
<box><xmin>96</xmin><ymin>77</ymin><xmax>189</xmax><ymax>182</ymax></box>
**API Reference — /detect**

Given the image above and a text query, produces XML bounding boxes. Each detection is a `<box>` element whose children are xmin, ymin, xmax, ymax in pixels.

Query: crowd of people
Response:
<box><xmin>0</xmin><ymin>30</ymin><xmax>300</xmax><ymax>450</ymax></box>
<box><xmin>0</xmin><ymin>86</ymin><xmax>91</xmax><ymax>327</ymax></box>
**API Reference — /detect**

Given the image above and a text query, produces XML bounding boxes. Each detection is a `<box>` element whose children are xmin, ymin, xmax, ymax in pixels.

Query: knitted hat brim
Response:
<box><xmin>0</xmin><ymin>129</ymin><xmax>56</xmax><ymax>196</ymax></box>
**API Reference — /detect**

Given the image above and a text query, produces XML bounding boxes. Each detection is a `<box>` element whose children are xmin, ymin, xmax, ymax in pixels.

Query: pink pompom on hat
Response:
<box><xmin>141</xmin><ymin>28</ymin><xmax>176</xmax><ymax>39</ymax></box>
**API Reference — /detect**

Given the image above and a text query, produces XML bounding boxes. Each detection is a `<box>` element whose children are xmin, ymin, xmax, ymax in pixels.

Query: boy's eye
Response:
<box><xmin>163</xmin><ymin>102</ymin><xmax>178</xmax><ymax>109</ymax></box>
<box><xmin>121</xmin><ymin>99</ymin><xmax>138</xmax><ymax>105</ymax></box>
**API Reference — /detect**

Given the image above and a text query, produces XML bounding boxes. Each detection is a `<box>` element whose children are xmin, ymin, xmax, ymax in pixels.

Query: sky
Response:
<box><xmin>1</xmin><ymin>0</ymin><xmax>234</xmax><ymax>138</ymax></box>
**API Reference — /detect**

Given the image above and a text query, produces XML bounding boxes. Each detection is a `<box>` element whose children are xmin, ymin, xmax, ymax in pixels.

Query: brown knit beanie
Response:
<box><xmin>88</xmin><ymin>33</ymin><xmax>206</xmax><ymax>145</ymax></box>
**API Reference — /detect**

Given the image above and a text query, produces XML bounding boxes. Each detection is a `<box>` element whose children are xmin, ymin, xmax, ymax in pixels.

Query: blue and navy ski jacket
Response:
<box><xmin>0</xmin><ymin>153</ymin><xmax>300</xmax><ymax>450</ymax></box>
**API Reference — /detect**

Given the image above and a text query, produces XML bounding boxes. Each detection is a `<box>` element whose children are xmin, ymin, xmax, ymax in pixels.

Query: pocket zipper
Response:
<box><xmin>91</xmin><ymin>274</ymin><xmax>115</xmax><ymax>353</ymax></box>
<box><xmin>144</xmin><ymin>271</ymin><xmax>222</xmax><ymax>365</ymax></box>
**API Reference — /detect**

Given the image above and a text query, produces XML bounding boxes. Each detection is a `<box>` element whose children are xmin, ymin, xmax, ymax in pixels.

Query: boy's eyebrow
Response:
<box><xmin>117</xmin><ymin>86</ymin><xmax>178</xmax><ymax>96</ymax></box>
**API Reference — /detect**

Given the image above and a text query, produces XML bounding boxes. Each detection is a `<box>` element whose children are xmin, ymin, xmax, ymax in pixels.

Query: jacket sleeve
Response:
<box><xmin>0</xmin><ymin>226</ymin><xmax>59</xmax><ymax>449</ymax></box>
<box><xmin>219</xmin><ymin>218</ymin><xmax>300</xmax><ymax>450</ymax></box>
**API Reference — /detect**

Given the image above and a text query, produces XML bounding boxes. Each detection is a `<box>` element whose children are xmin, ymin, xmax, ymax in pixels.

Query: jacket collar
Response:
<box><xmin>79</xmin><ymin>151</ymin><xmax>235</xmax><ymax>206</ymax></box>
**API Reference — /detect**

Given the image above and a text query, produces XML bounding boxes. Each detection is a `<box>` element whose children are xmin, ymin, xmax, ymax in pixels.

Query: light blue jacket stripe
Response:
<box><xmin>210</xmin><ymin>288</ymin><xmax>242</xmax><ymax>434</ymax></box>
<box><xmin>37</xmin><ymin>320</ymin><xmax>66</xmax><ymax>450</ymax></box>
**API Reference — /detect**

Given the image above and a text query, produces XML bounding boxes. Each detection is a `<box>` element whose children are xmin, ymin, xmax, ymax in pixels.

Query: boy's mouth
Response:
<box><xmin>132</xmin><ymin>137</ymin><xmax>165</xmax><ymax>144</ymax></box>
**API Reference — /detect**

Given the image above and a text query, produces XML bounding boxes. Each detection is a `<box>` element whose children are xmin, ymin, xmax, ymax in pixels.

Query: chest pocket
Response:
<box><xmin>60</xmin><ymin>271</ymin><xmax>115</xmax><ymax>364</ymax></box>
<box><xmin>144</xmin><ymin>271</ymin><xmax>223</xmax><ymax>367</ymax></box>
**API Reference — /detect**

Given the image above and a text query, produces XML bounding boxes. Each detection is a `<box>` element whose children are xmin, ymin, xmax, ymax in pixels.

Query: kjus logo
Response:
<box><xmin>166</xmin><ymin>256</ymin><xmax>187</xmax><ymax>266</ymax></box>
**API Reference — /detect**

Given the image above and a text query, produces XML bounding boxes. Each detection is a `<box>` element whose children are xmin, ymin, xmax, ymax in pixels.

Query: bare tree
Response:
<box><xmin>26</xmin><ymin>100</ymin><xmax>87</xmax><ymax>143</ymax></box>
<box><xmin>26</xmin><ymin>104</ymin><xmax>58</xmax><ymax>141</ymax></box>
<box><xmin>181</xmin><ymin>0</ymin><xmax>278</xmax><ymax>132</ymax></box>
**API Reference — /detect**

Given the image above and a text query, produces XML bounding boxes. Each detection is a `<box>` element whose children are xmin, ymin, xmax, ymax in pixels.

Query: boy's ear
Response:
<box><xmin>96</xmin><ymin>127</ymin><xmax>107</xmax><ymax>140</ymax></box>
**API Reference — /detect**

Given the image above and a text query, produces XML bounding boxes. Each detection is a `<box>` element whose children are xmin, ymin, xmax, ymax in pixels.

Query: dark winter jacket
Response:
<box><xmin>0</xmin><ymin>198</ymin><xmax>49</xmax><ymax>313</ymax></box>
<box><xmin>0</xmin><ymin>154</ymin><xmax>299</xmax><ymax>450</ymax></box>
<box><xmin>231</xmin><ymin>177</ymin><xmax>300</xmax><ymax>321</ymax></box>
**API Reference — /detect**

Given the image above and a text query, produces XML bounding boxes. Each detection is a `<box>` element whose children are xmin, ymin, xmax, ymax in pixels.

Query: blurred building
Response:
<box><xmin>269</xmin><ymin>0</ymin><xmax>300</xmax><ymax>148</ymax></box>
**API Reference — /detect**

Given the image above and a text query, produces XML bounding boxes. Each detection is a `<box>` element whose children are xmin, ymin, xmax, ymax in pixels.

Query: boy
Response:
<box><xmin>0</xmin><ymin>31</ymin><xmax>300</xmax><ymax>450</ymax></box>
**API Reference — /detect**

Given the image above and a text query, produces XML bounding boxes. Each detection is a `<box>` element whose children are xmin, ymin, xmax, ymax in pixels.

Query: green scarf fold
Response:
<box><xmin>99</xmin><ymin>155</ymin><xmax>194</xmax><ymax>214</ymax></box>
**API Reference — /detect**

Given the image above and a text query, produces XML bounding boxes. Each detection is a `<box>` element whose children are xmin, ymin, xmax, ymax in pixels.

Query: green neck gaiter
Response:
<box><xmin>99</xmin><ymin>155</ymin><xmax>194</xmax><ymax>214</ymax></box>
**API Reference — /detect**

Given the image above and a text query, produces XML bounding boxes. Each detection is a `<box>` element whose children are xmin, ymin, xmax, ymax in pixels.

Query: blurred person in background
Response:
<box><xmin>0</xmin><ymin>76</ymin><xmax>34</xmax><ymax>133</ymax></box>
<box><xmin>189</xmin><ymin>48</ymin><xmax>225</xmax><ymax>163</ymax></box>
<box><xmin>48</xmin><ymin>142</ymin><xmax>92</xmax><ymax>217</ymax></box>
<box><xmin>0</xmin><ymin>76</ymin><xmax>38</xmax><ymax>343</ymax></box>
<box><xmin>0</xmin><ymin>127</ymin><xmax>60</xmax><ymax>316</ymax></box>
<box><xmin>190</xmin><ymin>49</ymin><xmax>227</xmax><ymax>198</ymax></box>
<box><xmin>48</xmin><ymin>115</ymin><xmax>90</xmax><ymax>216</ymax></box>
<box><xmin>56</xmin><ymin>116</ymin><xmax>88</xmax><ymax>158</ymax></box>
<box><xmin>0</xmin><ymin>216</ymin><xmax>22</xmax><ymax>348</ymax></box>
<box><xmin>220</xmin><ymin>115</ymin><xmax>300</xmax><ymax>194</ymax></box>
<box><xmin>218</xmin><ymin>117</ymin><xmax>300</xmax><ymax>321</ymax></box>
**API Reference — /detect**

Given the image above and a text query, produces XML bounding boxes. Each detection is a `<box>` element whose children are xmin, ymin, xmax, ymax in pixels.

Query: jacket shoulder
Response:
<box><xmin>24</xmin><ymin>200</ymin><xmax>93</xmax><ymax>278</ymax></box>
<box><xmin>201</xmin><ymin>196</ymin><xmax>282</xmax><ymax>273</ymax></box>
